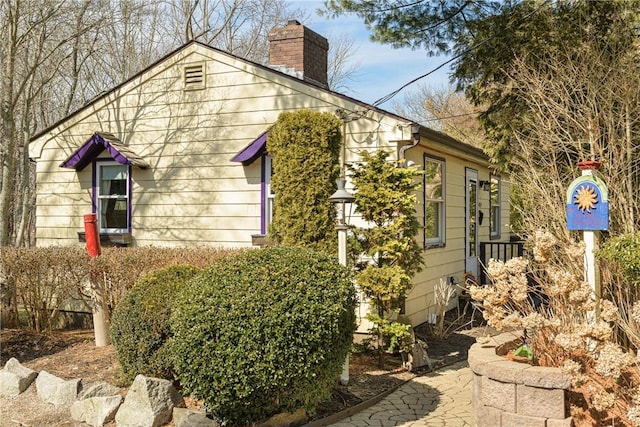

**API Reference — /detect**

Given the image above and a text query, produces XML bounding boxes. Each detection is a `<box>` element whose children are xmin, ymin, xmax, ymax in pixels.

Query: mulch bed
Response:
<box><xmin>0</xmin><ymin>317</ymin><xmax>491</xmax><ymax>425</ymax></box>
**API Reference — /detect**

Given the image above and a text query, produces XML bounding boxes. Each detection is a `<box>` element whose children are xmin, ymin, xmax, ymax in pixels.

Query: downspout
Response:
<box><xmin>399</xmin><ymin>123</ymin><xmax>421</xmax><ymax>165</ymax></box>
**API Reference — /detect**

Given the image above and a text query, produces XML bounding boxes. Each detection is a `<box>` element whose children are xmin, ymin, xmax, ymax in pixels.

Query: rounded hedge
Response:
<box><xmin>110</xmin><ymin>265</ymin><xmax>200</xmax><ymax>383</ymax></box>
<box><xmin>170</xmin><ymin>246</ymin><xmax>356</xmax><ymax>425</ymax></box>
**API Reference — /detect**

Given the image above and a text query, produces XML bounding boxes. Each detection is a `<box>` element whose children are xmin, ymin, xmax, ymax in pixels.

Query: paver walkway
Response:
<box><xmin>328</xmin><ymin>361</ymin><xmax>474</xmax><ymax>427</ymax></box>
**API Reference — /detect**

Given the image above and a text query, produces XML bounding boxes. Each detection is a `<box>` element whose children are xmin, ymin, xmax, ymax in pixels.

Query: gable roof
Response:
<box><xmin>60</xmin><ymin>132</ymin><xmax>149</xmax><ymax>171</ymax></box>
<box><xmin>31</xmin><ymin>40</ymin><xmax>487</xmax><ymax>161</ymax></box>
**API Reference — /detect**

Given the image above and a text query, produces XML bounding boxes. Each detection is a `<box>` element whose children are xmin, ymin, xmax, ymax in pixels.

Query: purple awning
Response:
<box><xmin>60</xmin><ymin>132</ymin><xmax>149</xmax><ymax>171</ymax></box>
<box><xmin>231</xmin><ymin>131</ymin><xmax>268</xmax><ymax>166</ymax></box>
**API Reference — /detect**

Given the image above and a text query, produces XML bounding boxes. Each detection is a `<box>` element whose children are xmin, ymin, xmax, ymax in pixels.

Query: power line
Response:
<box><xmin>371</xmin><ymin>0</ymin><xmax>550</xmax><ymax>108</ymax></box>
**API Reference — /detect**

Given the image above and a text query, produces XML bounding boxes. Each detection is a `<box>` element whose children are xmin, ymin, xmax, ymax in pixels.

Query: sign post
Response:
<box><xmin>566</xmin><ymin>161</ymin><xmax>608</xmax><ymax>316</ymax></box>
<box><xmin>83</xmin><ymin>213</ymin><xmax>109</xmax><ymax>347</ymax></box>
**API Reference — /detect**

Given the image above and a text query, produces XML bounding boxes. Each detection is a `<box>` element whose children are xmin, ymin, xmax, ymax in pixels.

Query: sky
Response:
<box><xmin>289</xmin><ymin>1</ymin><xmax>454</xmax><ymax>112</ymax></box>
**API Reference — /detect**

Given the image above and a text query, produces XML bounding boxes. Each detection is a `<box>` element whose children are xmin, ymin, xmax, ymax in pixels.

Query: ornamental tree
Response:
<box><xmin>349</xmin><ymin>150</ymin><xmax>423</xmax><ymax>367</ymax></box>
<box><xmin>267</xmin><ymin>109</ymin><xmax>342</xmax><ymax>254</ymax></box>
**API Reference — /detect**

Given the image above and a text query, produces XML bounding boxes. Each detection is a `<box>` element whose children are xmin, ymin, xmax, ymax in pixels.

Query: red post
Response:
<box><xmin>83</xmin><ymin>213</ymin><xmax>101</xmax><ymax>258</ymax></box>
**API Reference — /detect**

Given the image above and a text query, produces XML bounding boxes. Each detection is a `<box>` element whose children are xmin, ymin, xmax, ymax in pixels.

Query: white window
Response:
<box><xmin>263</xmin><ymin>155</ymin><xmax>274</xmax><ymax>233</ymax></box>
<box><xmin>96</xmin><ymin>162</ymin><xmax>130</xmax><ymax>233</ymax></box>
<box><xmin>424</xmin><ymin>155</ymin><xmax>445</xmax><ymax>247</ymax></box>
<box><xmin>490</xmin><ymin>175</ymin><xmax>501</xmax><ymax>239</ymax></box>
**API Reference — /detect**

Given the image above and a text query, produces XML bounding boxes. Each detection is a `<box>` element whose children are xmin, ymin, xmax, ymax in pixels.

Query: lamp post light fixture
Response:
<box><xmin>329</xmin><ymin>178</ymin><xmax>355</xmax><ymax>227</ymax></box>
<box><xmin>329</xmin><ymin>177</ymin><xmax>355</xmax><ymax>385</ymax></box>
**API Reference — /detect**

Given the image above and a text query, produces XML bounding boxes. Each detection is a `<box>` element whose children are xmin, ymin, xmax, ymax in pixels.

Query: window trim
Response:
<box><xmin>423</xmin><ymin>154</ymin><xmax>446</xmax><ymax>249</ymax></box>
<box><xmin>261</xmin><ymin>154</ymin><xmax>274</xmax><ymax>234</ymax></box>
<box><xmin>489</xmin><ymin>174</ymin><xmax>502</xmax><ymax>240</ymax></box>
<box><xmin>93</xmin><ymin>160</ymin><xmax>131</xmax><ymax>234</ymax></box>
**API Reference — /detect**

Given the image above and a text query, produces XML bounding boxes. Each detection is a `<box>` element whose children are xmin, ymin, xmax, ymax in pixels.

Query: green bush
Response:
<box><xmin>598</xmin><ymin>233</ymin><xmax>640</xmax><ymax>286</ymax></box>
<box><xmin>171</xmin><ymin>246</ymin><xmax>356</xmax><ymax>425</ymax></box>
<box><xmin>110</xmin><ymin>265</ymin><xmax>201</xmax><ymax>383</ymax></box>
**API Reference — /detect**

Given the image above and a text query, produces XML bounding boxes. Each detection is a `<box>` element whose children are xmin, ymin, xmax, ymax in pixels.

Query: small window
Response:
<box><xmin>490</xmin><ymin>175</ymin><xmax>501</xmax><ymax>239</ymax></box>
<box><xmin>96</xmin><ymin>162</ymin><xmax>130</xmax><ymax>233</ymax></box>
<box><xmin>184</xmin><ymin>63</ymin><xmax>205</xmax><ymax>90</ymax></box>
<box><xmin>424</xmin><ymin>155</ymin><xmax>445</xmax><ymax>247</ymax></box>
<box><xmin>262</xmin><ymin>155</ymin><xmax>274</xmax><ymax>234</ymax></box>
<box><xmin>262</xmin><ymin>154</ymin><xmax>276</xmax><ymax>234</ymax></box>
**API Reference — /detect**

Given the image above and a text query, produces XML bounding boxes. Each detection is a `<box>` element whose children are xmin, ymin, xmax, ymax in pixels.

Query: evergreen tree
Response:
<box><xmin>267</xmin><ymin>110</ymin><xmax>342</xmax><ymax>253</ymax></box>
<box><xmin>324</xmin><ymin>0</ymin><xmax>640</xmax><ymax>170</ymax></box>
<box><xmin>349</xmin><ymin>150</ymin><xmax>423</xmax><ymax>368</ymax></box>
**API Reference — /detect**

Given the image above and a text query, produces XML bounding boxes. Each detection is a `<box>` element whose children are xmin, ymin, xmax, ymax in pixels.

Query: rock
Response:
<box><xmin>35</xmin><ymin>370</ymin><xmax>81</xmax><ymax>406</ymax></box>
<box><xmin>115</xmin><ymin>375</ymin><xmax>184</xmax><ymax>427</ymax></box>
<box><xmin>406</xmin><ymin>339</ymin><xmax>433</xmax><ymax>372</ymax></box>
<box><xmin>173</xmin><ymin>407</ymin><xmax>221</xmax><ymax>427</ymax></box>
<box><xmin>258</xmin><ymin>408</ymin><xmax>308</xmax><ymax>427</ymax></box>
<box><xmin>71</xmin><ymin>395</ymin><xmax>123</xmax><ymax>426</ymax></box>
<box><xmin>0</xmin><ymin>357</ymin><xmax>38</xmax><ymax>396</ymax></box>
<box><xmin>80</xmin><ymin>381</ymin><xmax>121</xmax><ymax>399</ymax></box>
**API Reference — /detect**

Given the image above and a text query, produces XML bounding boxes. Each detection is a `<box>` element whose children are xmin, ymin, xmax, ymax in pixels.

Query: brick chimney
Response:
<box><xmin>268</xmin><ymin>20</ymin><xmax>329</xmax><ymax>88</ymax></box>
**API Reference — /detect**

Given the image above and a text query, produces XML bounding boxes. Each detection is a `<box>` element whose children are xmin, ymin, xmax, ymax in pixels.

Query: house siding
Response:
<box><xmin>30</xmin><ymin>43</ymin><xmax>405</xmax><ymax>248</ymax></box>
<box><xmin>29</xmin><ymin>41</ymin><xmax>510</xmax><ymax>327</ymax></box>
<box><xmin>401</xmin><ymin>140</ymin><xmax>511</xmax><ymax>325</ymax></box>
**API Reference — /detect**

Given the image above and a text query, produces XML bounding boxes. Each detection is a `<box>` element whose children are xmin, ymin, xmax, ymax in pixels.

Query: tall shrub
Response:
<box><xmin>348</xmin><ymin>150</ymin><xmax>424</xmax><ymax>367</ymax></box>
<box><xmin>267</xmin><ymin>109</ymin><xmax>342</xmax><ymax>253</ymax></box>
<box><xmin>170</xmin><ymin>247</ymin><xmax>356</xmax><ymax>425</ymax></box>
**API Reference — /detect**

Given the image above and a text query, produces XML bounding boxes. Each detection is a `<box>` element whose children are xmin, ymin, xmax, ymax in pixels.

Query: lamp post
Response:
<box><xmin>329</xmin><ymin>177</ymin><xmax>355</xmax><ymax>385</ymax></box>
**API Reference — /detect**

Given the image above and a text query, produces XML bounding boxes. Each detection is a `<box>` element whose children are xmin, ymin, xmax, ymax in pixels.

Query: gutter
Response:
<box><xmin>398</xmin><ymin>124</ymin><xmax>421</xmax><ymax>164</ymax></box>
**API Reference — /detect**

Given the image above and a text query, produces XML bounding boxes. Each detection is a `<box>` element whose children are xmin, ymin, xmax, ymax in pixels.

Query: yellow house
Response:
<box><xmin>29</xmin><ymin>21</ymin><xmax>512</xmax><ymax>326</ymax></box>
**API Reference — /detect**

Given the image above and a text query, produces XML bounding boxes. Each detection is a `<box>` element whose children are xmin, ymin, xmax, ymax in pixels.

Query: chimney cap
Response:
<box><xmin>287</xmin><ymin>20</ymin><xmax>301</xmax><ymax>25</ymax></box>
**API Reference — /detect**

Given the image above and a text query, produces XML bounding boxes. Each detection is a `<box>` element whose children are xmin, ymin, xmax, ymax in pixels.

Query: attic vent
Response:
<box><xmin>184</xmin><ymin>64</ymin><xmax>205</xmax><ymax>90</ymax></box>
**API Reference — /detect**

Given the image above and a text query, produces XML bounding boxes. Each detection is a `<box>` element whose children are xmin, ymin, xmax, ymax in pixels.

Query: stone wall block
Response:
<box><xmin>501</xmin><ymin>411</ymin><xmax>546</xmax><ymax>427</ymax></box>
<box><xmin>469</xmin><ymin>332</ymin><xmax>573</xmax><ymax>426</ymax></box>
<box><xmin>483</xmin><ymin>360</ymin><xmax>528</xmax><ymax>384</ymax></box>
<box><xmin>35</xmin><ymin>370</ymin><xmax>81</xmax><ymax>406</ymax></box>
<box><xmin>115</xmin><ymin>374</ymin><xmax>184</xmax><ymax>427</ymax></box>
<box><xmin>80</xmin><ymin>381</ymin><xmax>121</xmax><ymax>399</ymax></box>
<box><xmin>0</xmin><ymin>357</ymin><xmax>38</xmax><ymax>396</ymax></box>
<box><xmin>516</xmin><ymin>384</ymin><xmax>566</xmax><ymax>419</ymax></box>
<box><xmin>71</xmin><ymin>395</ymin><xmax>123</xmax><ymax>426</ymax></box>
<box><xmin>520</xmin><ymin>366</ymin><xmax>571</xmax><ymax>389</ymax></box>
<box><xmin>547</xmin><ymin>417</ymin><xmax>574</xmax><ymax>427</ymax></box>
<box><xmin>482</xmin><ymin>377</ymin><xmax>516</xmax><ymax>412</ymax></box>
<box><xmin>473</xmin><ymin>403</ymin><xmax>503</xmax><ymax>426</ymax></box>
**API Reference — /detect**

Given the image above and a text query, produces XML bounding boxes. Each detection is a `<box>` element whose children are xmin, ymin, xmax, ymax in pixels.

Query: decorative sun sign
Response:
<box><xmin>573</xmin><ymin>184</ymin><xmax>598</xmax><ymax>213</ymax></box>
<box><xmin>566</xmin><ymin>176</ymin><xmax>609</xmax><ymax>231</ymax></box>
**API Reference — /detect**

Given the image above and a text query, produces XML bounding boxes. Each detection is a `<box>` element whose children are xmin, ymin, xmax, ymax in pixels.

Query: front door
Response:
<box><xmin>465</xmin><ymin>169</ymin><xmax>479</xmax><ymax>279</ymax></box>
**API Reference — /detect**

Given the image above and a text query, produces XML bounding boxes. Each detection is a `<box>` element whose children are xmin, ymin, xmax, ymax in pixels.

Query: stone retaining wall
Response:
<box><xmin>468</xmin><ymin>332</ymin><xmax>573</xmax><ymax>427</ymax></box>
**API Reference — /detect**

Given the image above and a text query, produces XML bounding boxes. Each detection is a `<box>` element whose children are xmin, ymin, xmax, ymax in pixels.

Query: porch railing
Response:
<box><xmin>479</xmin><ymin>240</ymin><xmax>526</xmax><ymax>285</ymax></box>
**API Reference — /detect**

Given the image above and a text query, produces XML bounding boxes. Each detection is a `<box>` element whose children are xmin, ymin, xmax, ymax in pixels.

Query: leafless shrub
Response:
<box><xmin>1</xmin><ymin>247</ymin><xmax>88</xmax><ymax>332</ymax></box>
<box><xmin>1</xmin><ymin>246</ymin><xmax>242</xmax><ymax>331</ymax></box>
<box><xmin>90</xmin><ymin>246</ymin><xmax>243</xmax><ymax>316</ymax></box>
<box><xmin>471</xmin><ymin>231</ymin><xmax>640</xmax><ymax>425</ymax></box>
